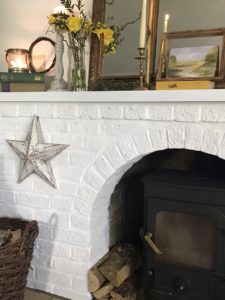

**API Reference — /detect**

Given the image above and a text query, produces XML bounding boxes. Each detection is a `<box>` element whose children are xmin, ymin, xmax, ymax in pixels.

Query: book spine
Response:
<box><xmin>0</xmin><ymin>72</ymin><xmax>45</xmax><ymax>83</ymax></box>
<box><xmin>1</xmin><ymin>83</ymin><xmax>10</xmax><ymax>92</ymax></box>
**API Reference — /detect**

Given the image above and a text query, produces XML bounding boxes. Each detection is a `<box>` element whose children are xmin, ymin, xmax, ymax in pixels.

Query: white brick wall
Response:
<box><xmin>0</xmin><ymin>90</ymin><xmax>225</xmax><ymax>299</ymax></box>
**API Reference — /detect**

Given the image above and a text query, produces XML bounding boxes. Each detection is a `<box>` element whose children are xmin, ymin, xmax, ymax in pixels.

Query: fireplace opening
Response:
<box><xmin>105</xmin><ymin>149</ymin><xmax>225</xmax><ymax>299</ymax></box>
<box><xmin>109</xmin><ymin>149</ymin><xmax>225</xmax><ymax>249</ymax></box>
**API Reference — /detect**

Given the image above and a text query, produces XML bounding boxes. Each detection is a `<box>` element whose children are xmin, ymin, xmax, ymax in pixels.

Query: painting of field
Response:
<box><xmin>167</xmin><ymin>45</ymin><xmax>218</xmax><ymax>78</ymax></box>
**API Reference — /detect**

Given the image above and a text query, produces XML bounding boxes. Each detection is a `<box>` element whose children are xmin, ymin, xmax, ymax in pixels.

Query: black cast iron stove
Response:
<box><xmin>142</xmin><ymin>170</ymin><xmax>225</xmax><ymax>300</ymax></box>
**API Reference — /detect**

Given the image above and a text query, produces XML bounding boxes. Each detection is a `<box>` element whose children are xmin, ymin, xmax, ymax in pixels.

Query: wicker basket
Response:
<box><xmin>0</xmin><ymin>217</ymin><xmax>38</xmax><ymax>300</ymax></box>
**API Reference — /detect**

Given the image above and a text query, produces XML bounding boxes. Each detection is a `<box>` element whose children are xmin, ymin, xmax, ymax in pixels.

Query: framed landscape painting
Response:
<box><xmin>167</xmin><ymin>45</ymin><xmax>219</xmax><ymax>78</ymax></box>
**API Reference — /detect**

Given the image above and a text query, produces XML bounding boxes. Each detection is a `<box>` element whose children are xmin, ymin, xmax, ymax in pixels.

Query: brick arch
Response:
<box><xmin>76</xmin><ymin>123</ymin><xmax>225</xmax><ymax>263</ymax></box>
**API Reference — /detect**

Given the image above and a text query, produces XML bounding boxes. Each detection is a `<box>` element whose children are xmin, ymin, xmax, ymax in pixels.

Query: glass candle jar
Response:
<box><xmin>5</xmin><ymin>48</ymin><xmax>31</xmax><ymax>73</ymax></box>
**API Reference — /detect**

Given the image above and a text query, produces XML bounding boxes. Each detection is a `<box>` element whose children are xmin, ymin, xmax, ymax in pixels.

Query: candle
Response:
<box><xmin>53</xmin><ymin>5</ymin><xmax>67</xmax><ymax>14</ymax></box>
<box><xmin>139</xmin><ymin>0</ymin><xmax>147</xmax><ymax>48</ymax></box>
<box><xmin>11</xmin><ymin>57</ymin><xmax>27</xmax><ymax>69</ymax></box>
<box><xmin>6</xmin><ymin>49</ymin><xmax>30</xmax><ymax>72</ymax></box>
<box><xmin>163</xmin><ymin>14</ymin><xmax>170</xmax><ymax>33</ymax></box>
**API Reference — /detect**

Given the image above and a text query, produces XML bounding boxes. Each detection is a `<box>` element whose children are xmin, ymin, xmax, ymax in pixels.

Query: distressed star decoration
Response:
<box><xmin>7</xmin><ymin>116</ymin><xmax>69</xmax><ymax>188</ymax></box>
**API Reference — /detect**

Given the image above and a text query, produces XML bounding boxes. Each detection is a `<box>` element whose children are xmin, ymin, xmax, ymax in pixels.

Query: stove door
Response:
<box><xmin>144</xmin><ymin>206</ymin><xmax>223</xmax><ymax>300</ymax></box>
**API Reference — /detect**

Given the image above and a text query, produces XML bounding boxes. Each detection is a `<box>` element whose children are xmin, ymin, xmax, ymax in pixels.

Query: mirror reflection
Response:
<box><xmin>90</xmin><ymin>0</ymin><xmax>225</xmax><ymax>89</ymax></box>
<box><xmin>103</xmin><ymin>0</ymin><xmax>142</xmax><ymax>76</ymax></box>
<box><xmin>30</xmin><ymin>40</ymin><xmax>55</xmax><ymax>72</ymax></box>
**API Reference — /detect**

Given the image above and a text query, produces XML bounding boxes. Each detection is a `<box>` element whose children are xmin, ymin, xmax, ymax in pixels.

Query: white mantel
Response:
<box><xmin>0</xmin><ymin>90</ymin><xmax>225</xmax><ymax>300</ymax></box>
<box><xmin>0</xmin><ymin>89</ymin><xmax>225</xmax><ymax>103</ymax></box>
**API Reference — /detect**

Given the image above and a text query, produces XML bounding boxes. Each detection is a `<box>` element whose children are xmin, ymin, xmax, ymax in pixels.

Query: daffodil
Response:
<box><xmin>109</xmin><ymin>46</ymin><xmax>116</xmax><ymax>54</ymax></box>
<box><xmin>67</xmin><ymin>16</ymin><xmax>81</xmax><ymax>32</ymax></box>
<box><xmin>93</xmin><ymin>28</ymin><xmax>104</xmax><ymax>39</ymax></box>
<box><xmin>47</xmin><ymin>1</ymin><xmax>121</xmax><ymax>56</ymax></box>
<box><xmin>102</xmin><ymin>28</ymin><xmax>114</xmax><ymax>46</ymax></box>
<box><xmin>94</xmin><ymin>27</ymin><xmax>114</xmax><ymax>47</ymax></box>
<box><xmin>48</xmin><ymin>15</ymin><xmax>56</xmax><ymax>25</ymax></box>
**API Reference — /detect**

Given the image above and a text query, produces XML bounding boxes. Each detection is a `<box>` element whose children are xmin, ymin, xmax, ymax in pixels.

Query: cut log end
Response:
<box><xmin>88</xmin><ymin>267</ymin><xmax>106</xmax><ymax>293</ymax></box>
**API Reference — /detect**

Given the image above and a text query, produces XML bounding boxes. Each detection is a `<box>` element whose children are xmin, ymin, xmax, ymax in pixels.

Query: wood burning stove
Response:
<box><xmin>142</xmin><ymin>170</ymin><xmax>225</xmax><ymax>300</ymax></box>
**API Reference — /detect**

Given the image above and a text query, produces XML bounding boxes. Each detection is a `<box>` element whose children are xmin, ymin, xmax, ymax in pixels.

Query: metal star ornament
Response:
<box><xmin>7</xmin><ymin>116</ymin><xmax>69</xmax><ymax>188</ymax></box>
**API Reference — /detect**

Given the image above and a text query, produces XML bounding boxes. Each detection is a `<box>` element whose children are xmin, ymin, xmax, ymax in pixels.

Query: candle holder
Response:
<box><xmin>135</xmin><ymin>47</ymin><xmax>148</xmax><ymax>90</ymax></box>
<box><xmin>161</xmin><ymin>36</ymin><xmax>169</xmax><ymax>79</ymax></box>
<box><xmin>5</xmin><ymin>48</ymin><xmax>31</xmax><ymax>73</ymax></box>
<box><xmin>50</xmin><ymin>31</ymin><xmax>67</xmax><ymax>91</ymax></box>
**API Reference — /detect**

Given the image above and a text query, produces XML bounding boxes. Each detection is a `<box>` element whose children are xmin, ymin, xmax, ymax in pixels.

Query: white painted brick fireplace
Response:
<box><xmin>0</xmin><ymin>89</ymin><xmax>225</xmax><ymax>299</ymax></box>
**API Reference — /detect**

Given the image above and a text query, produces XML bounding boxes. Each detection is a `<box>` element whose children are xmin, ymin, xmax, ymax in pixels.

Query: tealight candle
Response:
<box><xmin>11</xmin><ymin>57</ymin><xmax>27</xmax><ymax>69</ymax></box>
<box><xmin>5</xmin><ymin>48</ymin><xmax>30</xmax><ymax>73</ymax></box>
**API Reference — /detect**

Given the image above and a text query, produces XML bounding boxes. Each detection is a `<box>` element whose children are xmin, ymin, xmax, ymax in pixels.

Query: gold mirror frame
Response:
<box><xmin>88</xmin><ymin>0</ymin><xmax>105</xmax><ymax>90</ymax></box>
<box><xmin>147</xmin><ymin>0</ymin><xmax>159</xmax><ymax>87</ymax></box>
<box><xmin>88</xmin><ymin>0</ymin><xmax>145</xmax><ymax>91</ymax></box>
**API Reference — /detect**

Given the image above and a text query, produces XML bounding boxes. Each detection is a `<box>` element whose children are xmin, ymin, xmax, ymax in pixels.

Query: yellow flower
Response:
<box><xmin>94</xmin><ymin>27</ymin><xmax>114</xmax><ymax>46</ymax></box>
<box><xmin>110</xmin><ymin>46</ymin><xmax>116</xmax><ymax>54</ymax></box>
<box><xmin>93</xmin><ymin>28</ymin><xmax>104</xmax><ymax>39</ymax></box>
<box><xmin>87</xmin><ymin>19</ymin><xmax>93</xmax><ymax>27</ymax></box>
<box><xmin>102</xmin><ymin>28</ymin><xmax>114</xmax><ymax>46</ymax></box>
<box><xmin>67</xmin><ymin>16</ymin><xmax>81</xmax><ymax>32</ymax></box>
<box><xmin>48</xmin><ymin>15</ymin><xmax>56</xmax><ymax>25</ymax></box>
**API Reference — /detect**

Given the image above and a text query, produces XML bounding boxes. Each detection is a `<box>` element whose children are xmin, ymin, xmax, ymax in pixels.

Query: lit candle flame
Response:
<box><xmin>165</xmin><ymin>14</ymin><xmax>170</xmax><ymax>22</ymax></box>
<box><xmin>163</xmin><ymin>14</ymin><xmax>170</xmax><ymax>33</ymax></box>
<box><xmin>11</xmin><ymin>57</ymin><xmax>27</xmax><ymax>69</ymax></box>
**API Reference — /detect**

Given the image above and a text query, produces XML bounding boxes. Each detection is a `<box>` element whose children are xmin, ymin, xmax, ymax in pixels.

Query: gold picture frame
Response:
<box><xmin>156</xmin><ymin>28</ymin><xmax>225</xmax><ymax>83</ymax></box>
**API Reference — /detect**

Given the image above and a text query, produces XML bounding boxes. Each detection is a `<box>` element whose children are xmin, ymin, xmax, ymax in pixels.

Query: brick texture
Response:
<box><xmin>0</xmin><ymin>100</ymin><xmax>224</xmax><ymax>299</ymax></box>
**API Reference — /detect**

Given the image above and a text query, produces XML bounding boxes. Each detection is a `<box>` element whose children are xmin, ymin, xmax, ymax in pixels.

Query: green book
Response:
<box><xmin>0</xmin><ymin>72</ymin><xmax>45</xmax><ymax>83</ymax></box>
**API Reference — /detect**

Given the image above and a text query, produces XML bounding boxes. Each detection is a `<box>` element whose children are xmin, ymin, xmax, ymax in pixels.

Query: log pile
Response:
<box><xmin>88</xmin><ymin>243</ymin><xmax>143</xmax><ymax>300</ymax></box>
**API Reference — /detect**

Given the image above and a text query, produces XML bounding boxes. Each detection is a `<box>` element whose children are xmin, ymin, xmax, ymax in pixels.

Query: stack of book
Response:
<box><xmin>0</xmin><ymin>72</ymin><xmax>46</xmax><ymax>92</ymax></box>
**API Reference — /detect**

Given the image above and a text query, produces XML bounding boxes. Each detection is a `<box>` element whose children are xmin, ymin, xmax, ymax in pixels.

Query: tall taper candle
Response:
<box><xmin>163</xmin><ymin>14</ymin><xmax>170</xmax><ymax>33</ymax></box>
<box><xmin>139</xmin><ymin>0</ymin><xmax>147</xmax><ymax>48</ymax></box>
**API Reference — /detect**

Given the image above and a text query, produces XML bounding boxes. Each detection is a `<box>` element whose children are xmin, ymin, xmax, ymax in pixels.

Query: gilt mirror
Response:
<box><xmin>89</xmin><ymin>0</ymin><xmax>144</xmax><ymax>90</ymax></box>
<box><xmin>89</xmin><ymin>0</ymin><xmax>225</xmax><ymax>90</ymax></box>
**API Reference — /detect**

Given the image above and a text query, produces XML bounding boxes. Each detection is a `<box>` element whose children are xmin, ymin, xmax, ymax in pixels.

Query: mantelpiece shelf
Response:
<box><xmin>0</xmin><ymin>90</ymin><xmax>225</xmax><ymax>103</ymax></box>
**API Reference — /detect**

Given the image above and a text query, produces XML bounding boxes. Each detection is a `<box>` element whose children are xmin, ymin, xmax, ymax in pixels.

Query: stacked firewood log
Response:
<box><xmin>88</xmin><ymin>243</ymin><xmax>143</xmax><ymax>300</ymax></box>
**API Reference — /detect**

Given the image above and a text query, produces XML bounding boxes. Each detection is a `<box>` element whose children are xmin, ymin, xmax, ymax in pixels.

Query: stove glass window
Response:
<box><xmin>155</xmin><ymin>211</ymin><xmax>216</xmax><ymax>270</ymax></box>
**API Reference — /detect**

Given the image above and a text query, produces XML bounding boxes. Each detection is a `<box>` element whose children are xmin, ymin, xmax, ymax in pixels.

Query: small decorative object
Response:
<box><xmin>7</xmin><ymin>116</ymin><xmax>69</xmax><ymax>188</ymax></box>
<box><xmin>48</xmin><ymin>5</ymin><xmax>67</xmax><ymax>90</ymax></box>
<box><xmin>160</xmin><ymin>14</ymin><xmax>170</xmax><ymax>76</ymax></box>
<box><xmin>5</xmin><ymin>48</ymin><xmax>31</xmax><ymax>73</ymax></box>
<box><xmin>135</xmin><ymin>47</ymin><xmax>147</xmax><ymax>90</ymax></box>
<box><xmin>157</xmin><ymin>28</ymin><xmax>225</xmax><ymax>83</ymax></box>
<box><xmin>135</xmin><ymin>0</ymin><xmax>147</xmax><ymax>90</ymax></box>
<box><xmin>47</xmin><ymin>0</ymin><xmax>124</xmax><ymax>91</ymax></box>
<box><xmin>156</xmin><ymin>79</ymin><xmax>215</xmax><ymax>90</ymax></box>
<box><xmin>5</xmin><ymin>38</ymin><xmax>56</xmax><ymax>75</ymax></box>
<box><xmin>28</xmin><ymin>36</ymin><xmax>56</xmax><ymax>73</ymax></box>
<box><xmin>50</xmin><ymin>31</ymin><xmax>67</xmax><ymax>90</ymax></box>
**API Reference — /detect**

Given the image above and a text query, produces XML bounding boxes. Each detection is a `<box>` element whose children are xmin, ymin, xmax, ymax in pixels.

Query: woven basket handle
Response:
<box><xmin>19</xmin><ymin>220</ymin><xmax>38</xmax><ymax>254</ymax></box>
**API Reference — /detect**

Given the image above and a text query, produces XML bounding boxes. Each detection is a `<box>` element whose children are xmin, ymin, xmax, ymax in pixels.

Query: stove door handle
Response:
<box><xmin>144</xmin><ymin>232</ymin><xmax>163</xmax><ymax>256</ymax></box>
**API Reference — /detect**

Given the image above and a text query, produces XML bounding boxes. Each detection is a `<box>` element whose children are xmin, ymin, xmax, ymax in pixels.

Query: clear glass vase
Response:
<box><xmin>69</xmin><ymin>39</ymin><xmax>86</xmax><ymax>91</ymax></box>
